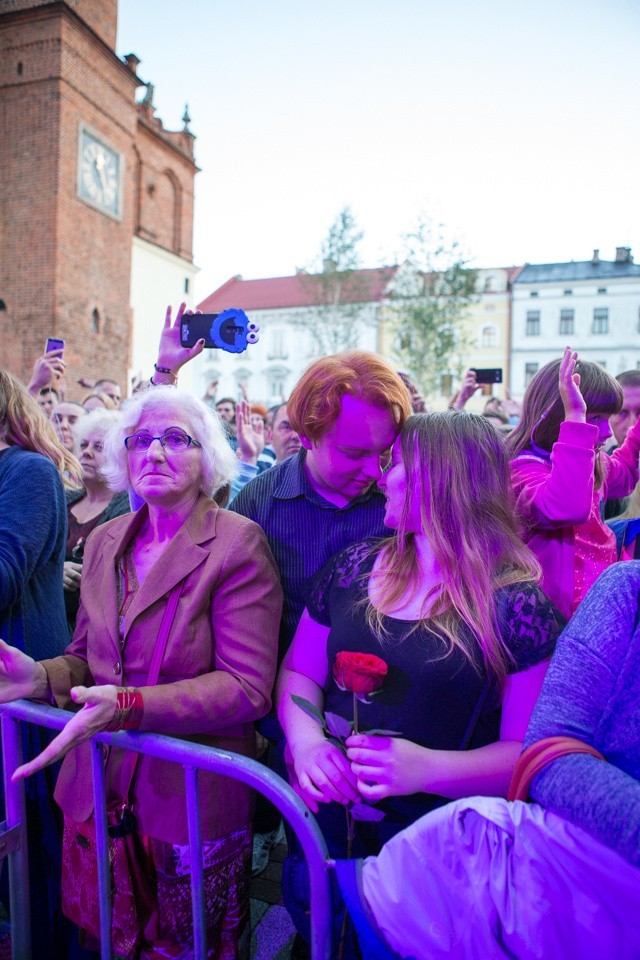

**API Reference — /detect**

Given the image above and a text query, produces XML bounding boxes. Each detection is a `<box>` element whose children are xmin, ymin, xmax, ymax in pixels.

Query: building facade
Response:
<box><xmin>198</xmin><ymin>264</ymin><xmax>520</xmax><ymax>409</ymax></box>
<box><xmin>0</xmin><ymin>0</ymin><xmax>197</xmax><ymax>396</ymax></box>
<box><xmin>511</xmin><ymin>248</ymin><xmax>640</xmax><ymax>397</ymax></box>
<box><xmin>196</xmin><ymin>268</ymin><xmax>396</xmax><ymax>405</ymax></box>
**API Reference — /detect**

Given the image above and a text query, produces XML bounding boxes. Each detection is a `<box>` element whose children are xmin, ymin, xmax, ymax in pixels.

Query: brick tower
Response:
<box><xmin>0</xmin><ymin>0</ymin><xmax>197</xmax><ymax>395</ymax></box>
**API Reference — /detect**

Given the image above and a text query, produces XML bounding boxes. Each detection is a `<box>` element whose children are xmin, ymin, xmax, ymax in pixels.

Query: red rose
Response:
<box><xmin>333</xmin><ymin>651</ymin><xmax>388</xmax><ymax>696</ymax></box>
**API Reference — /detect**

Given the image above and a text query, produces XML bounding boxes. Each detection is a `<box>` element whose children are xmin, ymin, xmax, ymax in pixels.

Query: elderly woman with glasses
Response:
<box><xmin>0</xmin><ymin>385</ymin><xmax>282</xmax><ymax>958</ymax></box>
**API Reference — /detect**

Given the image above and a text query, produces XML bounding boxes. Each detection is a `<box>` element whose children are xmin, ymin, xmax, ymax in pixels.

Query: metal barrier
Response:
<box><xmin>0</xmin><ymin>699</ymin><xmax>332</xmax><ymax>960</ymax></box>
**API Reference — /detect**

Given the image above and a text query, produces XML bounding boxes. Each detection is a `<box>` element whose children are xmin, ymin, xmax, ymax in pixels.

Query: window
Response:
<box><xmin>480</xmin><ymin>324</ymin><xmax>498</xmax><ymax>348</ymax></box>
<box><xmin>597</xmin><ymin>287</ymin><xmax>607</xmax><ymax>294</ymax></box>
<box><xmin>269</xmin><ymin>328</ymin><xmax>288</xmax><ymax>360</ymax></box>
<box><xmin>269</xmin><ymin>374</ymin><xmax>286</xmax><ymax>399</ymax></box>
<box><xmin>526</xmin><ymin>311</ymin><xmax>540</xmax><ymax>336</ymax></box>
<box><xmin>530</xmin><ymin>291</ymin><xmax>539</xmax><ymax>298</ymax></box>
<box><xmin>563</xmin><ymin>289</ymin><xmax>573</xmax><ymax>296</ymax></box>
<box><xmin>92</xmin><ymin>308</ymin><xmax>100</xmax><ymax>333</ymax></box>
<box><xmin>440</xmin><ymin>373</ymin><xmax>453</xmax><ymax>397</ymax></box>
<box><xmin>525</xmin><ymin>362</ymin><xmax>539</xmax><ymax>387</ymax></box>
<box><xmin>184</xmin><ymin>277</ymin><xmax>190</xmax><ymax>294</ymax></box>
<box><xmin>559</xmin><ymin>309</ymin><xmax>574</xmax><ymax>336</ymax></box>
<box><xmin>592</xmin><ymin>308</ymin><xmax>609</xmax><ymax>334</ymax></box>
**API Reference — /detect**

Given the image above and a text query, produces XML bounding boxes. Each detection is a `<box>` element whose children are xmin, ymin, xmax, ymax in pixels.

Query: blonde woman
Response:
<box><xmin>0</xmin><ymin>368</ymin><xmax>82</xmax><ymax>956</ymax></box>
<box><xmin>276</xmin><ymin>412</ymin><xmax>566</xmax><ymax>953</ymax></box>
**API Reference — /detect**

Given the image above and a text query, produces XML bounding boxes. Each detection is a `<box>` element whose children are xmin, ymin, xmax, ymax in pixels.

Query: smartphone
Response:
<box><xmin>180</xmin><ymin>309</ymin><xmax>259</xmax><ymax>354</ymax></box>
<box><xmin>472</xmin><ymin>367</ymin><xmax>502</xmax><ymax>384</ymax></box>
<box><xmin>45</xmin><ymin>337</ymin><xmax>65</xmax><ymax>354</ymax></box>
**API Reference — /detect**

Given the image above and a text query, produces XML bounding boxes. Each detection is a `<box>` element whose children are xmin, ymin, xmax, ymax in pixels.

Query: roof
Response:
<box><xmin>515</xmin><ymin>258</ymin><xmax>640</xmax><ymax>284</ymax></box>
<box><xmin>198</xmin><ymin>266</ymin><xmax>398</xmax><ymax>312</ymax></box>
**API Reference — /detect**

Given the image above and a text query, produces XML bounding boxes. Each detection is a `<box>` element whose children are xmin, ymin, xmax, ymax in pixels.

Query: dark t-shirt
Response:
<box><xmin>307</xmin><ymin>539</ymin><xmax>565</xmax><ymax>827</ymax></box>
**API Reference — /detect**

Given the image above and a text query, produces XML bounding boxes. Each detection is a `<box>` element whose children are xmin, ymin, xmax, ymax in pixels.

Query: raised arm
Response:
<box><xmin>150</xmin><ymin>303</ymin><xmax>206</xmax><ymax>386</ymax></box>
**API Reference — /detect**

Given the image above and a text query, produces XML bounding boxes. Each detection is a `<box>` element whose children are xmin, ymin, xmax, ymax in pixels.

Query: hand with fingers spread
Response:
<box><xmin>289</xmin><ymin>737</ymin><xmax>360</xmax><ymax>814</ymax></box>
<box><xmin>154</xmin><ymin>303</ymin><xmax>205</xmax><ymax>380</ymax></box>
<box><xmin>62</xmin><ymin>560</ymin><xmax>82</xmax><ymax>592</ymax></box>
<box><xmin>346</xmin><ymin>733</ymin><xmax>429</xmax><ymax>802</ymax></box>
<box><xmin>236</xmin><ymin>399</ymin><xmax>265</xmax><ymax>465</ymax></box>
<box><xmin>558</xmin><ymin>346</ymin><xmax>587</xmax><ymax>422</ymax></box>
<box><xmin>12</xmin><ymin>684</ymin><xmax>118</xmax><ymax>781</ymax></box>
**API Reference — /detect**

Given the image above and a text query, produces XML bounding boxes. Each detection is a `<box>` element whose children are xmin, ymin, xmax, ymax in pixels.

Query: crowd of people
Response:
<box><xmin>0</xmin><ymin>302</ymin><xmax>639</xmax><ymax>959</ymax></box>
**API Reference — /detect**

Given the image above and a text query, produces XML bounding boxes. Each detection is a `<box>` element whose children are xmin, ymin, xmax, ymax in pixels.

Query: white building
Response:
<box><xmin>511</xmin><ymin>248</ymin><xmax>640</xmax><ymax>397</ymax></box>
<box><xmin>130</xmin><ymin>236</ymin><xmax>199</xmax><ymax>394</ymax></box>
<box><xmin>193</xmin><ymin>268</ymin><xmax>396</xmax><ymax>405</ymax></box>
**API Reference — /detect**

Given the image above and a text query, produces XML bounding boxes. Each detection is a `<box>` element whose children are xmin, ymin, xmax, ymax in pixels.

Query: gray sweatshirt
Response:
<box><xmin>524</xmin><ymin>560</ymin><xmax>640</xmax><ymax>865</ymax></box>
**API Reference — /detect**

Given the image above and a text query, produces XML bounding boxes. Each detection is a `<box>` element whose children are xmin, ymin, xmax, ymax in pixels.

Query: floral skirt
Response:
<box><xmin>75</xmin><ymin>823</ymin><xmax>252</xmax><ymax>960</ymax></box>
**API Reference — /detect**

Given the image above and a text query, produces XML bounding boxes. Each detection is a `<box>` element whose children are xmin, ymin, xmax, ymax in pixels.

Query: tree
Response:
<box><xmin>387</xmin><ymin>217</ymin><xmax>477</xmax><ymax>398</ymax></box>
<box><xmin>292</xmin><ymin>207</ymin><xmax>379</xmax><ymax>355</ymax></box>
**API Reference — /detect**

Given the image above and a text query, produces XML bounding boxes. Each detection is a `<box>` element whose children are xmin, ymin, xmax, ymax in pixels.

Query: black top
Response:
<box><xmin>307</xmin><ymin>539</ymin><xmax>565</xmax><ymax>826</ymax></box>
<box><xmin>230</xmin><ymin>451</ymin><xmax>391</xmax><ymax>660</ymax></box>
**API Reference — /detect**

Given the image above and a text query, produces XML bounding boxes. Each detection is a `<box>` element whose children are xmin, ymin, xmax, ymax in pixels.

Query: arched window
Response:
<box><xmin>92</xmin><ymin>308</ymin><xmax>100</xmax><ymax>333</ymax></box>
<box><xmin>480</xmin><ymin>324</ymin><xmax>498</xmax><ymax>349</ymax></box>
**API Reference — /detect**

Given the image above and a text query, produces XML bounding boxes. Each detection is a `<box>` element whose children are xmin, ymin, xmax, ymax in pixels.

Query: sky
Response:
<box><xmin>116</xmin><ymin>0</ymin><xmax>640</xmax><ymax>303</ymax></box>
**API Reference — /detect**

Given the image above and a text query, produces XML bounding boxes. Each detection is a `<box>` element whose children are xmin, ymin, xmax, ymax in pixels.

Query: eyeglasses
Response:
<box><xmin>124</xmin><ymin>432</ymin><xmax>202</xmax><ymax>452</ymax></box>
<box><xmin>79</xmin><ymin>439</ymin><xmax>104</xmax><ymax>453</ymax></box>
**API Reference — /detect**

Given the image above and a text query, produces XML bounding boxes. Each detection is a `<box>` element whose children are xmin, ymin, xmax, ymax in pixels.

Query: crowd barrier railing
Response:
<box><xmin>0</xmin><ymin>699</ymin><xmax>332</xmax><ymax>960</ymax></box>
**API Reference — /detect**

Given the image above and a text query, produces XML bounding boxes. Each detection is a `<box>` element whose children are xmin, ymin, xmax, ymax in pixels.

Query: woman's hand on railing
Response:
<box><xmin>0</xmin><ymin>640</ymin><xmax>41</xmax><ymax>703</ymax></box>
<box><xmin>11</xmin><ymin>684</ymin><xmax>118</xmax><ymax>781</ymax></box>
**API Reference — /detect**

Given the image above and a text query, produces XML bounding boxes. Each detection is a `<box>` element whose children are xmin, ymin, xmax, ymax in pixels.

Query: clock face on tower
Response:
<box><xmin>77</xmin><ymin>125</ymin><xmax>123</xmax><ymax>219</ymax></box>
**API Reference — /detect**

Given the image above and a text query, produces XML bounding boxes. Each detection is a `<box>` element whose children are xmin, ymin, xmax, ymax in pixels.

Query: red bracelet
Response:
<box><xmin>106</xmin><ymin>688</ymin><xmax>144</xmax><ymax>731</ymax></box>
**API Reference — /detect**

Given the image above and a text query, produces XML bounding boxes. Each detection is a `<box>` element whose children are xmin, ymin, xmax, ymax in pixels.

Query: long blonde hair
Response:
<box><xmin>0</xmin><ymin>370</ymin><xmax>82</xmax><ymax>488</ymax></box>
<box><xmin>367</xmin><ymin>413</ymin><xmax>540</xmax><ymax>686</ymax></box>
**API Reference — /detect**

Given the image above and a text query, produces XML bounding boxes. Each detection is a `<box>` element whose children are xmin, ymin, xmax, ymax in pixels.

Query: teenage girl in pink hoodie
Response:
<box><xmin>507</xmin><ymin>347</ymin><xmax>640</xmax><ymax>619</ymax></box>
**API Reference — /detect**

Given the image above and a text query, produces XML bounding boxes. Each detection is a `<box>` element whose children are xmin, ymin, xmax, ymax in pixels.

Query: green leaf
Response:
<box><xmin>290</xmin><ymin>695</ymin><xmax>326</xmax><ymax>728</ymax></box>
<box><xmin>325</xmin><ymin>712</ymin><xmax>352</xmax><ymax>741</ymax></box>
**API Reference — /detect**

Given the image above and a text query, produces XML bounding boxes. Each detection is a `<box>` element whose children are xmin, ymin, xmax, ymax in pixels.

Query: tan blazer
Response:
<box><xmin>42</xmin><ymin>494</ymin><xmax>282</xmax><ymax>844</ymax></box>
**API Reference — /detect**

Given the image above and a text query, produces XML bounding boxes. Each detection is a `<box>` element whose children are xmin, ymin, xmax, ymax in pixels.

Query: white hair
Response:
<box><xmin>101</xmin><ymin>386</ymin><xmax>238</xmax><ymax>496</ymax></box>
<box><xmin>72</xmin><ymin>408</ymin><xmax>121</xmax><ymax>455</ymax></box>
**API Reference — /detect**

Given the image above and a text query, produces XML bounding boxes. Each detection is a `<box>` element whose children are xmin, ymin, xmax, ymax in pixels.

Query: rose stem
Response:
<box><xmin>353</xmin><ymin>692</ymin><xmax>358</xmax><ymax>735</ymax></box>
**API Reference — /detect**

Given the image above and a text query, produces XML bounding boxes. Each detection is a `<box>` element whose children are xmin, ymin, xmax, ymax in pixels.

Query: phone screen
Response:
<box><xmin>472</xmin><ymin>367</ymin><xmax>502</xmax><ymax>384</ymax></box>
<box><xmin>45</xmin><ymin>338</ymin><xmax>65</xmax><ymax>354</ymax></box>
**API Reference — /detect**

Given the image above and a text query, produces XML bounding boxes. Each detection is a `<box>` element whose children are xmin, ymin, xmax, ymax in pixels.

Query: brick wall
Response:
<box><xmin>0</xmin><ymin>0</ymin><xmax>196</xmax><ymax>396</ymax></box>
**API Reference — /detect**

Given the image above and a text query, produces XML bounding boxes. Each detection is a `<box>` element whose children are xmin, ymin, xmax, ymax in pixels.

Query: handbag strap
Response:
<box><xmin>507</xmin><ymin>736</ymin><xmax>606</xmax><ymax>802</ymax></box>
<box><xmin>118</xmin><ymin>580</ymin><xmax>184</xmax><ymax>803</ymax></box>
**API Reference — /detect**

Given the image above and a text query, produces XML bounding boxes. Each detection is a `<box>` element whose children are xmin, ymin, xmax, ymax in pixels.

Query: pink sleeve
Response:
<box><xmin>510</xmin><ymin>421</ymin><xmax>597</xmax><ymax>529</ymax></box>
<box><xmin>603</xmin><ymin>418</ymin><xmax>640</xmax><ymax>499</ymax></box>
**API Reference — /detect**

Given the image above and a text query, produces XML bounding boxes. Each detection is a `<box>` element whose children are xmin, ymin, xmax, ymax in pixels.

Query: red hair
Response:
<box><xmin>287</xmin><ymin>351</ymin><xmax>411</xmax><ymax>442</ymax></box>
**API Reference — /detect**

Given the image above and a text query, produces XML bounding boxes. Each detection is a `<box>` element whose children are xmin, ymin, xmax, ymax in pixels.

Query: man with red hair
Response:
<box><xmin>231</xmin><ymin>350</ymin><xmax>411</xmax><ymax>661</ymax></box>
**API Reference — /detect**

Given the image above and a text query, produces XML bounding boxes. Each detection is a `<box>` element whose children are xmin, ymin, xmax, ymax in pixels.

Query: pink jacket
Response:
<box><xmin>510</xmin><ymin>419</ymin><xmax>640</xmax><ymax>619</ymax></box>
<box><xmin>41</xmin><ymin>495</ymin><xmax>282</xmax><ymax>844</ymax></box>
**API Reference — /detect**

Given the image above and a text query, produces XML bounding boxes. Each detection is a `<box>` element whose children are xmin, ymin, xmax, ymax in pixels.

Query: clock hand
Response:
<box><xmin>95</xmin><ymin>153</ymin><xmax>108</xmax><ymax>191</ymax></box>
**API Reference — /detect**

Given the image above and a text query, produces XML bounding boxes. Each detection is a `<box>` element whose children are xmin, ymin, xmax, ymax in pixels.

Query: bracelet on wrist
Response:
<box><xmin>154</xmin><ymin>362</ymin><xmax>175</xmax><ymax>375</ymax></box>
<box><xmin>106</xmin><ymin>688</ymin><xmax>144</xmax><ymax>731</ymax></box>
<box><xmin>150</xmin><ymin>373</ymin><xmax>178</xmax><ymax>387</ymax></box>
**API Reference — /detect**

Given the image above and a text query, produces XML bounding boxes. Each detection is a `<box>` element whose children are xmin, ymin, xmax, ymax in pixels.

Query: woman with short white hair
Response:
<box><xmin>0</xmin><ymin>385</ymin><xmax>282</xmax><ymax>958</ymax></box>
<box><xmin>63</xmin><ymin>408</ymin><xmax>130</xmax><ymax>630</ymax></box>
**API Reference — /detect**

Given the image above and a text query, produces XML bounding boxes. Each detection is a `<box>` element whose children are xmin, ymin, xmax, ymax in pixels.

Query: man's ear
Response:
<box><xmin>298</xmin><ymin>435</ymin><xmax>313</xmax><ymax>451</ymax></box>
